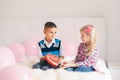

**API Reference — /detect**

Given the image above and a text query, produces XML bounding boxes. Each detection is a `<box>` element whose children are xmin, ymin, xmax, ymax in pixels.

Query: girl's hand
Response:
<box><xmin>60</xmin><ymin>62</ymin><xmax>67</xmax><ymax>68</ymax></box>
<box><xmin>60</xmin><ymin>62</ymin><xmax>74</xmax><ymax>69</ymax></box>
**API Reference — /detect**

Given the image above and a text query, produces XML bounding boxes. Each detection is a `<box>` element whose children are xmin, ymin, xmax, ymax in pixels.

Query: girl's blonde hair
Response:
<box><xmin>80</xmin><ymin>25</ymin><xmax>96</xmax><ymax>56</ymax></box>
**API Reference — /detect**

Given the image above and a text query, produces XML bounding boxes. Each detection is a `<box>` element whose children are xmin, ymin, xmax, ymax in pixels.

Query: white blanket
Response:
<box><xmin>19</xmin><ymin>56</ymin><xmax>112</xmax><ymax>80</ymax></box>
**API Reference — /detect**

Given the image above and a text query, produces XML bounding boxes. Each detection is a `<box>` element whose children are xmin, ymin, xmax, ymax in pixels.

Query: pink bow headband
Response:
<box><xmin>85</xmin><ymin>26</ymin><xmax>92</xmax><ymax>34</ymax></box>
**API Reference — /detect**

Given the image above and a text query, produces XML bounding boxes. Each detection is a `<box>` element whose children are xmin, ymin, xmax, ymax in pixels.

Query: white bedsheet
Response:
<box><xmin>19</xmin><ymin>56</ymin><xmax>112</xmax><ymax>80</ymax></box>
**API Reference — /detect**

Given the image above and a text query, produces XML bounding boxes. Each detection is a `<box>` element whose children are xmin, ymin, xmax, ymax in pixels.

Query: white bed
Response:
<box><xmin>19</xmin><ymin>56</ymin><xmax>111</xmax><ymax>80</ymax></box>
<box><xmin>0</xmin><ymin>17</ymin><xmax>111</xmax><ymax>80</ymax></box>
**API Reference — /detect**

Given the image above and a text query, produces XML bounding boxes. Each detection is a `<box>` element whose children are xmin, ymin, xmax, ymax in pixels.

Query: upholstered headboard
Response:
<box><xmin>0</xmin><ymin>17</ymin><xmax>106</xmax><ymax>59</ymax></box>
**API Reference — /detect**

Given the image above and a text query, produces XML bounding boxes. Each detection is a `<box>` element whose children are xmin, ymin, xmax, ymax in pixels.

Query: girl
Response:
<box><xmin>60</xmin><ymin>25</ymin><xmax>99</xmax><ymax>72</ymax></box>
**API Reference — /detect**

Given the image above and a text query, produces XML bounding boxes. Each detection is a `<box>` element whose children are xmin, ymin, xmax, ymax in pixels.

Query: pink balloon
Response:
<box><xmin>0</xmin><ymin>47</ymin><xmax>15</xmax><ymax>70</ymax></box>
<box><xmin>9</xmin><ymin>43</ymin><xmax>25</xmax><ymax>62</ymax></box>
<box><xmin>24</xmin><ymin>40</ymin><xmax>39</xmax><ymax>57</ymax></box>
<box><xmin>0</xmin><ymin>64</ymin><xmax>34</xmax><ymax>80</ymax></box>
<box><xmin>63</xmin><ymin>42</ymin><xmax>78</xmax><ymax>57</ymax></box>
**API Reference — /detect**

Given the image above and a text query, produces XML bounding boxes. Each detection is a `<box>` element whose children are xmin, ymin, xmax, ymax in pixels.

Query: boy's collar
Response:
<box><xmin>44</xmin><ymin>38</ymin><xmax>55</xmax><ymax>44</ymax></box>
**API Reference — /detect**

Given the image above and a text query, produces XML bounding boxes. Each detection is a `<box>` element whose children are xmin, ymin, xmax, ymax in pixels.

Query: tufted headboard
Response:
<box><xmin>0</xmin><ymin>17</ymin><xmax>106</xmax><ymax>59</ymax></box>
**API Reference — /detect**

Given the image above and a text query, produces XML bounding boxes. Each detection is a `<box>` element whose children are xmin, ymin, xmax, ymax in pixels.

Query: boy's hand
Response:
<box><xmin>40</xmin><ymin>56</ymin><xmax>46</xmax><ymax>60</ymax></box>
<box><xmin>59</xmin><ymin>56</ymin><xmax>64</xmax><ymax>62</ymax></box>
<box><xmin>59</xmin><ymin>56</ymin><xmax>64</xmax><ymax>59</ymax></box>
<box><xmin>45</xmin><ymin>54</ymin><xmax>60</xmax><ymax>67</ymax></box>
<box><xmin>59</xmin><ymin>56</ymin><xmax>64</xmax><ymax>60</ymax></box>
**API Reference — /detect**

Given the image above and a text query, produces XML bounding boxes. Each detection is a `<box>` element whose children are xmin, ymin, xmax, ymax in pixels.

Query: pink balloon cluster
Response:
<box><xmin>0</xmin><ymin>40</ymin><xmax>39</xmax><ymax>80</ymax></box>
<box><xmin>24</xmin><ymin>40</ymin><xmax>39</xmax><ymax>57</ymax></box>
<box><xmin>0</xmin><ymin>47</ymin><xmax>16</xmax><ymax>70</ymax></box>
<box><xmin>9</xmin><ymin>43</ymin><xmax>25</xmax><ymax>62</ymax></box>
<box><xmin>63</xmin><ymin>42</ymin><xmax>78</xmax><ymax>57</ymax></box>
<box><xmin>8</xmin><ymin>40</ymin><xmax>39</xmax><ymax>62</ymax></box>
<box><xmin>0</xmin><ymin>64</ymin><xmax>34</xmax><ymax>80</ymax></box>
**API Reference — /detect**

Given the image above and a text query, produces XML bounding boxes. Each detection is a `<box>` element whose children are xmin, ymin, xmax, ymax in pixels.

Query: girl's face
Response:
<box><xmin>44</xmin><ymin>27</ymin><xmax>57</xmax><ymax>42</ymax></box>
<box><xmin>80</xmin><ymin>31</ymin><xmax>90</xmax><ymax>44</ymax></box>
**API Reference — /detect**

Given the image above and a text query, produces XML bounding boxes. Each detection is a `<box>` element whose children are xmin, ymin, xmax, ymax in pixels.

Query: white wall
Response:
<box><xmin>0</xmin><ymin>0</ymin><xmax>120</xmax><ymax>61</ymax></box>
<box><xmin>105</xmin><ymin>0</ymin><xmax>120</xmax><ymax>61</ymax></box>
<box><xmin>0</xmin><ymin>0</ymin><xmax>106</xmax><ymax>17</ymax></box>
<box><xmin>0</xmin><ymin>17</ymin><xmax>106</xmax><ymax>59</ymax></box>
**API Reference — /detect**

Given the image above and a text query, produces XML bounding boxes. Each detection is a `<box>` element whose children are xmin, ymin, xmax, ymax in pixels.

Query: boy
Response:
<box><xmin>32</xmin><ymin>22</ymin><xmax>64</xmax><ymax>70</ymax></box>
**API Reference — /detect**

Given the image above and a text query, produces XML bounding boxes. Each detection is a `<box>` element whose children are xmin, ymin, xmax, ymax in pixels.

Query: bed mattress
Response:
<box><xmin>19</xmin><ymin>56</ymin><xmax>112</xmax><ymax>80</ymax></box>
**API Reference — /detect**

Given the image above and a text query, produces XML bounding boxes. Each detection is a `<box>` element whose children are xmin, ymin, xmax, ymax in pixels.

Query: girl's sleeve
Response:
<box><xmin>75</xmin><ymin>49</ymin><xmax>98</xmax><ymax>67</ymax></box>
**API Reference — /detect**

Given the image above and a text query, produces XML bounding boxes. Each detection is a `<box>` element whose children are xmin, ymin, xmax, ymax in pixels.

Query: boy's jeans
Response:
<box><xmin>32</xmin><ymin>60</ymin><xmax>59</xmax><ymax>70</ymax></box>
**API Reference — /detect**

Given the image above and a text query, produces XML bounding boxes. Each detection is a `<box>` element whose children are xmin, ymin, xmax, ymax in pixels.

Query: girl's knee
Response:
<box><xmin>75</xmin><ymin>66</ymin><xmax>94</xmax><ymax>72</ymax></box>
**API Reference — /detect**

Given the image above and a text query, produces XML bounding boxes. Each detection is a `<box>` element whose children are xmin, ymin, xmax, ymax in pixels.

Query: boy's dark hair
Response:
<box><xmin>44</xmin><ymin>22</ymin><xmax>57</xmax><ymax>29</ymax></box>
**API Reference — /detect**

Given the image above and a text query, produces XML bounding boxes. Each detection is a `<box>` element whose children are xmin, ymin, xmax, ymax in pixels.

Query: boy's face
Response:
<box><xmin>44</xmin><ymin>27</ymin><xmax>57</xmax><ymax>42</ymax></box>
